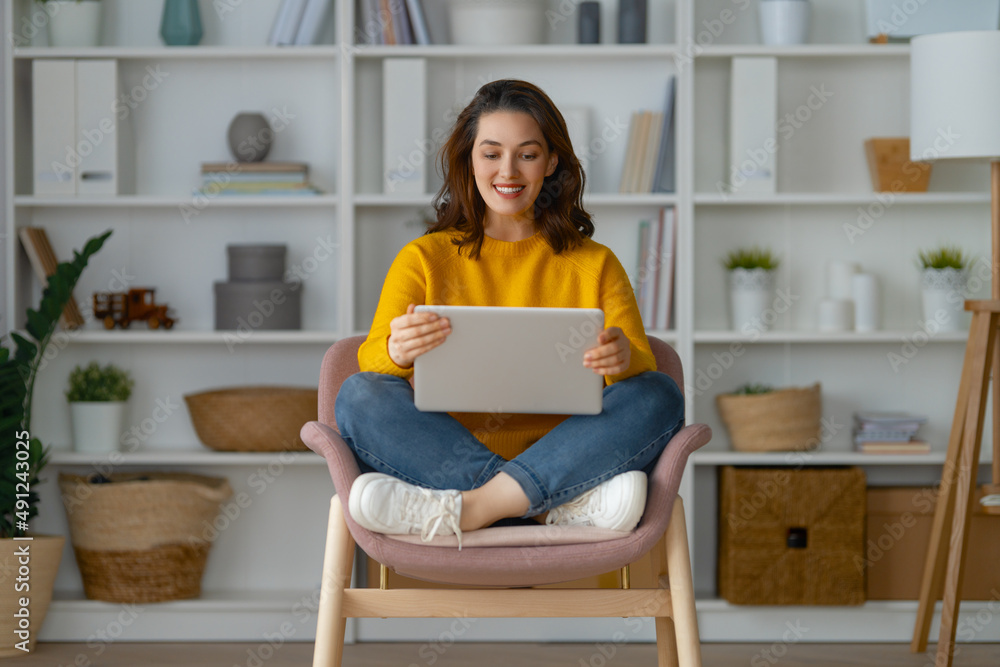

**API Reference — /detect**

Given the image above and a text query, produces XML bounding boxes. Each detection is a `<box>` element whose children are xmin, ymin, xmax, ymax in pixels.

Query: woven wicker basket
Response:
<box><xmin>716</xmin><ymin>383</ymin><xmax>822</xmax><ymax>452</ymax></box>
<box><xmin>718</xmin><ymin>466</ymin><xmax>866</xmax><ymax>605</ymax></box>
<box><xmin>59</xmin><ymin>472</ymin><xmax>232</xmax><ymax>603</ymax></box>
<box><xmin>184</xmin><ymin>386</ymin><xmax>317</xmax><ymax>451</ymax></box>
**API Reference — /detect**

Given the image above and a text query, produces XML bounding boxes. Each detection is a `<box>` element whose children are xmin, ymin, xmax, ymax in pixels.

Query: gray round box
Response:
<box><xmin>214</xmin><ymin>280</ymin><xmax>301</xmax><ymax>331</ymax></box>
<box><xmin>227</xmin><ymin>244</ymin><xmax>287</xmax><ymax>282</ymax></box>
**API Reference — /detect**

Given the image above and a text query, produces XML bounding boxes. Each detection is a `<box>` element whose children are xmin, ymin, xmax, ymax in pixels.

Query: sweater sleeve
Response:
<box><xmin>599</xmin><ymin>250</ymin><xmax>656</xmax><ymax>385</ymax></box>
<box><xmin>357</xmin><ymin>241</ymin><xmax>429</xmax><ymax>378</ymax></box>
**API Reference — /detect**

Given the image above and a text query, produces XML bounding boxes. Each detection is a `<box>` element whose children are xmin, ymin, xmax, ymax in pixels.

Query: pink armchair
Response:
<box><xmin>300</xmin><ymin>335</ymin><xmax>711</xmax><ymax>667</ymax></box>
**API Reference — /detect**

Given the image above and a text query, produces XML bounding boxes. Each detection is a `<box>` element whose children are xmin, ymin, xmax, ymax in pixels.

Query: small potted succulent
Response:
<box><xmin>723</xmin><ymin>246</ymin><xmax>780</xmax><ymax>332</ymax></box>
<box><xmin>918</xmin><ymin>245</ymin><xmax>970</xmax><ymax>332</ymax></box>
<box><xmin>66</xmin><ymin>362</ymin><xmax>134</xmax><ymax>453</ymax></box>
<box><xmin>33</xmin><ymin>0</ymin><xmax>103</xmax><ymax>48</ymax></box>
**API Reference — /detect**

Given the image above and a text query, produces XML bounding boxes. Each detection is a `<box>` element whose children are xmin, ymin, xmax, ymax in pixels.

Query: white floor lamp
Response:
<box><xmin>909</xmin><ymin>30</ymin><xmax>1000</xmax><ymax>667</ymax></box>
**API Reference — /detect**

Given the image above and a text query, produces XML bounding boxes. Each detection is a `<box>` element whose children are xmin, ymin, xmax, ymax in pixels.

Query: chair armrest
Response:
<box><xmin>300</xmin><ymin>421</ymin><xmax>361</xmax><ymax>502</ymax></box>
<box><xmin>641</xmin><ymin>424</ymin><xmax>712</xmax><ymax>528</ymax></box>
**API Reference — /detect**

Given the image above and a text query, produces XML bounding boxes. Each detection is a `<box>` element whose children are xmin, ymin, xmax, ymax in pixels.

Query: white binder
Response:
<box><xmin>75</xmin><ymin>59</ymin><xmax>133</xmax><ymax>196</ymax></box>
<box><xmin>729</xmin><ymin>57</ymin><xmax>777</xmax><ymax>195</ymax></box>
<box><xmin>33</xmin><ymin>60</ymin><xmax>77</xmax><ymax>196</ymax></box>
<box><xmin>383</xmin><ymin>58</ymin><xmax>427</xmax><ymax>195</ymax></box>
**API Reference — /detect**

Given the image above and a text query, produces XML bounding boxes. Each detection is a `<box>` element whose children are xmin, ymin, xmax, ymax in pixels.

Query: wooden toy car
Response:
<box><xmin>93</xmin><ymin>288</ymin><xmax>177</xmax><ymax>330</ymax></box>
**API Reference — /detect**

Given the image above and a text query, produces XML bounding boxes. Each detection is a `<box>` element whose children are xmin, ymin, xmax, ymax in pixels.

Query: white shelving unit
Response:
<box><xmin>3</xmin><ymin>0</ymin><xmax>998</xmax><ymax>646</ymax></box>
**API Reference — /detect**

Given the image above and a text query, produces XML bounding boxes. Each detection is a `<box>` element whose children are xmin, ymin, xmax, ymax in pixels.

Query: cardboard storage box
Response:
<box><xmin>718</xmin><ymin>466</ymin><xmax>867</xmax><ymax>605</ymax></box>
<box><xmin>866</xmin><ymin>486</ymin><xmax>1000</xmax><ymax>600</ymax></box>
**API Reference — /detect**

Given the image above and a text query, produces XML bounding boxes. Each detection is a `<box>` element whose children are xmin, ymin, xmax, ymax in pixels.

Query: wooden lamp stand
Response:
<box><xmin>911</xmin><ymin>161</ymin><xmax>1000</xmax><ymax>667</ymax></box>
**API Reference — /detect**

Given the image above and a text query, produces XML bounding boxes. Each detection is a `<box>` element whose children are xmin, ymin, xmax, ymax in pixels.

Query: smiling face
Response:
<box><xmin>471</xmin><ymin>111</ymin><xmax>559</xmax><ymax>231</ymax></box>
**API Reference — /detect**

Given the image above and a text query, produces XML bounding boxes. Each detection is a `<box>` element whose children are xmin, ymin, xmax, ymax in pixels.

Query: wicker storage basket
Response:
<box><xmin>184</xmin><ymin>386</ymin><xmax>317</xmax><ymax>451</ymax></box>
<box><xmin>59</xmin><ymin>472</ymin><xmax>232</xmax><ymax>603</ymax></box>
<box><xmin>715</xmin><ymin>383</ymin><xmax>822</xmax><ymax>452</ymax></box>
<box><xmin>718</xmin><ymin>466</ymin><xmax>866</xmax><ymax>605</ymax></box>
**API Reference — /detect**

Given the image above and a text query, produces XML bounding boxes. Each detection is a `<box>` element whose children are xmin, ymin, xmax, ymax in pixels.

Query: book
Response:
<box><xmin>652</xmin><ymin>76</ymin><xmax>676</xmax><ymax>193</ymax></box>
<box><xmin>635</xmin><ymin>219</ymin><xmax>651</xmax><ymax>324</ymax></box>
<box><xmin>629</xmin><ymin>111</ymin><xmax>652</xmax><ymax>193</ymax></box>
<box><xmin>619</xmin><ymin>111</ymin><xmax>641</xmax><ymax>194</ymax></box>
<box><xmin>406</xmin><ymin>0</ymin><xmax>432</xmax><ymax>45</ymax></box>
<box><xmin>18</xmin><ymin>227</ymin><xmax>85</xmax><ymax>329</ymax></box>
<box><xmin>381</xmin><ymin>0</ymin><xmax>396</xmax><ymax>44</ymax></box>
<box><xmin>200</xmin><ymin>161</ymin><xmax>308</xmax><ymax>174</ymax></box>
<box><xmin>643</xmin><ymin>212</ymin><xmax>662</xmax><ymax>324</ymax></box>
<box><xmin>639</xmin><ymin>111</ymin><xmax>663</xmax><ymax>193</ymax></box>
<box><xmin>391</xmin><ymin>0</ymin><xmax>415</xmax><ymax>45</ymax></box>
<box><xmin>293</xmin><ymin>0</ymin><xmax>333</xmax><ymax>45</ymax></box>
<box><xmin>358</xmin><ymin>0</ymin><xmax>383</xmax><ymax>45</ymax></box>
<box><xmin>655</xmin><ymin>206</ymin><xmax>676</xmax><ymax>330</ymax></box>
<box><xmin>268</xmin><ymin>0</ymin><xmax>309</xmax><ymax>46</ymax></box>
<box><xmin>857</xmin><ymin>441</ymin><xmax>931</xmax><ymax>454</ymax></box>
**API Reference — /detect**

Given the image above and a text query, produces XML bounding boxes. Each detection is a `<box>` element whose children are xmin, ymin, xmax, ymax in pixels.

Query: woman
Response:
<box><xmin>336</xmin><ymin>80</ymin><xmax>684</xmax><ymax>546</ymax></box>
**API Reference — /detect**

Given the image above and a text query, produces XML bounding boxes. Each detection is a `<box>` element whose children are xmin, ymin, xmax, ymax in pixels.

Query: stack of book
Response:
<box><xmin>268</xmin><ymin>0</ymin><xmax>334</xmax><ymax>46</ymax></box>
<box><xmin>198</xmin><ymin>162</ymin><xmax>323</xmax><ymax>197</ymax></box>
<box><xmin>357</xmin><ymin>0</ymin><xmax>433</xmax><ymax>45</ymax></box>
<box><xmin>620</xmin><ymin>77</ymin><xmax>676</xmax><ymax>194</ymax></box>
<box><xmin>853</xmin><ymin>411</ymin><xmax>929</xmax><ymax>454</ymax></box>
<box><xmin>635</xmin><ymin>207</ymin><xmax>676</xmax><ymax>330</ymax></box>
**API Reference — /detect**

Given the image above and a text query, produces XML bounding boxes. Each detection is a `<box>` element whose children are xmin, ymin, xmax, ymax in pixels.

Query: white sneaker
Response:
<box><xmin>348</xmin><ymin>473</ymin><xmax>463</xmax><ymax>546</ymax></box>
<box><xmin>545</xmin><ymin>471</ymin><xmax>647</xmax><ymax>532</ymax></box>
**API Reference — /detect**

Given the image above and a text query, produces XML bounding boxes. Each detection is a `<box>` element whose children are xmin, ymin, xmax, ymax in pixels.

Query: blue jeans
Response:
<box><xmin>334</xmin><ymin>371</ymin><xmax>684</xmax><ymax>517</ymax></box>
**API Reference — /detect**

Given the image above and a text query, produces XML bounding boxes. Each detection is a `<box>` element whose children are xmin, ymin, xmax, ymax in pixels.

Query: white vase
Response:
<box><xmin>921</xmin><ymin>267</ymin><xmax>968</xmax><ymax>332</ymax></box>
<box><xmin>728</xmin><ymin>268</ymin><xmax>776</xmax><ymax>332</ymax></box>
<box><xmin>758</xmin><ymin>0</ymin><xmax>811</xmax><ymax>45</ymax></box>
<box><xmin>70</xmin><ymin>401</ymin><xmax>127</xmax><ymax>453</ymax></box>
<box><xmin>449</xmin><ymin>0</ymin><xmax>546</xmax><ymax>45</ymax></box>
<box><xmin>46</xmin><ymin>0</ymin><xmax>102</xmax><ymax>48</ymax></box>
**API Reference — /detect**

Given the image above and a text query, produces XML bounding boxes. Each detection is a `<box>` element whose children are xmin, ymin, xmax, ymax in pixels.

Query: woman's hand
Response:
<box><xmin>387</xmin><ymin>304</ymin><xmax>452</xmax><ymax>368</ymax></box>
<box><xmin>583</xmin><ymin>327</ymin><xmax>631</xmax><ymax>376</ymax></box>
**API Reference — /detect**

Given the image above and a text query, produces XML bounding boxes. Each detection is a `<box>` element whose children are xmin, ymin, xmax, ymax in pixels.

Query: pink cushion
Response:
<box><xmin>304</xmin><ymin>334</ymin><xmax>709</xmax><ymax>587</ymax></box>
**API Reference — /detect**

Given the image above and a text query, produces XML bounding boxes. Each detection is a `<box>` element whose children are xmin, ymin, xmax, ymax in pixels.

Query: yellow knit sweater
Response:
<box><xmin>358</xmin><ymin>229</ymin><xmax>655</xmax><ymax>460</ymax></box>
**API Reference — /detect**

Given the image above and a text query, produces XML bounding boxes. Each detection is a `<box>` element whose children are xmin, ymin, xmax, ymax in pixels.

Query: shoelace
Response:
<box><xmin>545</xmin><ymin>489</ymin><xmax>603</xmax><ymax>527</ymax></box>
<box><xmin>398</xmin><ymin>487</ymin><xmax>464</xmax><ymax>549</ymax></box>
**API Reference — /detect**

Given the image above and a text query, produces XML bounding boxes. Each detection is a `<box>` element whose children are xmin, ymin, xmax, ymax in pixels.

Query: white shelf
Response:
<box><xmin>693</xmin><ymin>192</ymin><xmax>990</xmax><ymax>206</ymax></box>
<box><xmin>57</xmin><ymin>330</ymin><xmax>341</xmax><ymax>345</ymax></box>
<box><xmin>14</xmin><ymin>194</ymin><xmax>338</xmax><ymax>208</ymax></box>
<box><xmin>695</xmin><ymin>44</ymin><xmax>911</xmax><ymax>58</ymax></box>
<box><xmin>351</xmin><ymin>44</ymin><xmax>679</xmax><ymax>59</ymax></box>
<box><xmin>694</xmin><ymin>330</ymin><xmax>970</xmax><ymax>344</ymax></box>
<box><xmin>690</xmin><ymin>450</ymin><xmax>996</xmax><ymax>466</ymax></box>
<box><xmin>13</xmin><ymin>46</ymin><xmax>341</xmax><ymax>60</ymax></box>
<box><xmin>48</xmin><ymin>448</ymin><xmax>326</xmax><ymax>466</ymax></box>
<box><xmin>353</xmin><ymin>193</ymin><xmax>679</xmax><ymax>207</ymax></box>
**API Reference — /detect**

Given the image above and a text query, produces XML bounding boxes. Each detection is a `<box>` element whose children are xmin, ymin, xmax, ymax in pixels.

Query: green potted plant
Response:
<box><xmin>66</xmin><ymin>362</ymin><xmax>134</xmax><ymax>453</ymax></box>
<box><xmin>0</xmin><ymin>230</ymin><xmax>110</xmax><ymax>656</ymax></box>
<box><xmin>33</xmin><ymin>0</ymin><xmax>103</xmax><ymax>48</ymax></box>
<box><xmin>917</xmin><ymin>245</ymin><xmax>970</xmax><ymax>332</ymax></box>
<box><xmin>722</xmin><ymin>246</ymin><xmax>780</xmax><ymax>332</ymax></box>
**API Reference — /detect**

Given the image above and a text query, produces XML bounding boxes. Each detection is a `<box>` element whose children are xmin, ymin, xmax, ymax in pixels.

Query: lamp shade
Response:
<box><xmin>910</xmin><ymin>30</ymin><xmax>1000</xmax><ymax>162</ymax></box>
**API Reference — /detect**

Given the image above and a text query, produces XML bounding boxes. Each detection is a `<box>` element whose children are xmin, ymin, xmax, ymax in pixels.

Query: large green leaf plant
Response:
<box><xmin>1</xmin><ymin>230</ymin><xmax>111</xmax><ymax>538</ymax></box>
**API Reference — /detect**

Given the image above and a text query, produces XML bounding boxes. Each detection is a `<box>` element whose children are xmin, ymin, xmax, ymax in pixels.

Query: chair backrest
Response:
<box><xmin>318</xmin><ymin>335</ymin><xmax>683</xmax><ymax>429</ymax></box>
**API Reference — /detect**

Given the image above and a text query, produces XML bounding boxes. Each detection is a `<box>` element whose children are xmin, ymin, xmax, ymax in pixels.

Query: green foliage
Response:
<box><xmin>917</xmin><ymin>245</ymin><xmax>970</xmax><ymax>270</ymax></box>
<box><xmin>731</xmin><ymin>383</ymin><xmax>774</xmax><ymax>395</ymax></box>
<box><xmin>722</xmin><ymin>246</ymin><xmax>780</xmax><ymax>271</ymax></box>
<box><xmin>66</xmin><ymin>362</ymin><xmax>133</xmax><ymax>402</ymax></box>
<box><xmin>1</xmin><ymin>230</ymin><xmax>111</xmax><ymax>538</ymax></box>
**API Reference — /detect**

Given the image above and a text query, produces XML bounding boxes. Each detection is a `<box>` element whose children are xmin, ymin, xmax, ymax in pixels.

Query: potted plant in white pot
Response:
<box><xmin>66</xmin><ymin>362</ymin><xmax>133</xmax><ymax>453</ymax></box>
<box><xmin>918</xmin><ymin>245</ymin><xmax>970</xmax><ymax>332</ymax></box>
<box><xmin>34</xmin><ymin>0</ymin><xmax>103</xmax><ymax>48</ymax></box>
<box><xmin>723</xmin><ymin>246</ymin><xmax>780</xmax><ymax>332</ymax></box>
<box><xmin>0</xmin><ymin>230</ymin><xmax>110</xmax><ymax>656</ymax></box>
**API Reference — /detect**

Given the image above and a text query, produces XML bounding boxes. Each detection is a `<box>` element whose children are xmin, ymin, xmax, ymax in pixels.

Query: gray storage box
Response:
<box><xmin>214</xmin><ymin>281</ymin><xmax>301</xmax><ymax>330</ymax></box>
<box><xmin>227</xmin><ymin>244</ymin><xmax>287</xmax><ymax>282</ymax></box>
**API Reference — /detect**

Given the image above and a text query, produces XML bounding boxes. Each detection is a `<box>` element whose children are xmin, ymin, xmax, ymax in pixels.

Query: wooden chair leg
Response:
<box><xmin>655</xmin><ymin>616</ymin><xmax>680</xmax><ymax>667</ymax></box>
<box><xmin>660</xmin><ymin>497</ymin><xmax>702</xmax><ymax>667</ymax></box>
<box><xmin>313</xmin><ymin>496</ymin><xmax>356</xmax><ymax>667</ymax></box>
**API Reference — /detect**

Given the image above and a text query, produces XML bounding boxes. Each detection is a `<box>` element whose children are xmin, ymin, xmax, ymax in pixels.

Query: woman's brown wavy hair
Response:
<box><xmin>428</xmin><ymin>79</ymin><xmax>594</xmax><ymax>259</ymax></box>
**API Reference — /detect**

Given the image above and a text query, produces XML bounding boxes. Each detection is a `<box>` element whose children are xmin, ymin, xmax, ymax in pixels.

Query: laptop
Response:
<box><xmin>413</xmin><ymin>305</ymin><xmax>605</xmax><ymax>415</ymax></box>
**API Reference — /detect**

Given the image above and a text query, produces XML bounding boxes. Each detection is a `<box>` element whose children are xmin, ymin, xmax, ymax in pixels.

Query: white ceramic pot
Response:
<box><xmin>728</xmin><ymin>268</ymin><xmax>776</xmax><ymax>332</ymax></box>
<box><xmin>70</xmin><ymin>401</ymin><xmax>127</xmax><ymax>452</ymax></box>
<box><xmin>921</xmin><ymin>267</ymin><xmax>968</xmax><ymax>332</ymax></box>
<box><xmin>46</xmin><ymin>0</ymin><xmax>102</xmax><ymax>48</ymax></box>
<box><xmin>449</xmin><ymin>0</ymin><xmax>546</xmax><ymax>46</ymax></box>
<box><xmin>758</xmin><ymin>0</ymin><xmax>810</xmax><ymax>45</ymax></box>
